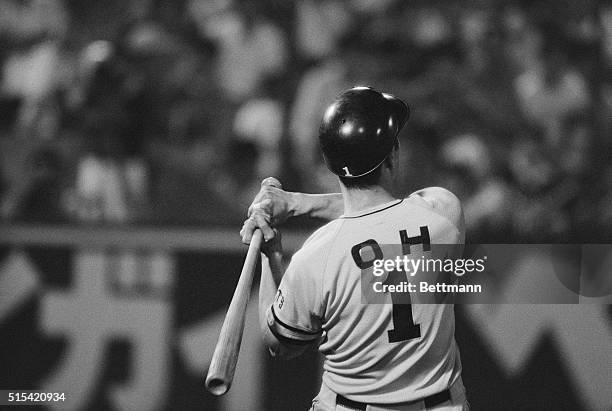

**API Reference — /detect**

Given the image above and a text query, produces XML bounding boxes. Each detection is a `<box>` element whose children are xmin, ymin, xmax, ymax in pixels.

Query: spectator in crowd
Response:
<box><xmin>514</xmin><ymin>44</ymin><xmax>590</xmax><ymax>147</ymax></box>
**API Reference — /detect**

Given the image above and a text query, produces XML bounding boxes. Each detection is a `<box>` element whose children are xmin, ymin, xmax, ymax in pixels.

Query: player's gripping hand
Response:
<box><xmin>241</xmin><ymin>177</ymin><xmax>295</xmax><ymax>244</ymax></box>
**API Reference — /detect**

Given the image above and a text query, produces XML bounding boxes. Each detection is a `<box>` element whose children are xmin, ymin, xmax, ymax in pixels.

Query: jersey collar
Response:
<box><xmin>340</xmin><ymin>199</ymin><xmax>403</xmax><ymax>219</ymax></box>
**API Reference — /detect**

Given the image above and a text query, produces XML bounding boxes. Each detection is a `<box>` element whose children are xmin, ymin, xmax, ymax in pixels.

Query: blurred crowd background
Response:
<box><xmin>1</xmin><ymin>0</ymin><xmax>611</xmax><ymax>242</ymax></box>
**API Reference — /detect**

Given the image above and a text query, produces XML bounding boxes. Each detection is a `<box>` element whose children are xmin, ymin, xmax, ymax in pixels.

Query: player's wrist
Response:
<box><xmin>288</xmin><ymin>192</ymin><xmax>306</xmax><ymax>218</ymax></box>
<box><xmin>261</xmin><ymin>247</ymin><xmax>283</xmax><ymax>284</ymax></box>
<box><xmin>261</xmin><ymin>248</ymin><xmax>282</xmax><ymax>260</ymax></box>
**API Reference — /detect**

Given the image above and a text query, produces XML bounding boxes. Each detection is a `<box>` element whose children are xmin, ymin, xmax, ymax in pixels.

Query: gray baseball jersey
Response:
<box><xmin>267</xmin><ymin>196</ymin><xmax>464</xmax><ymax>404</ymax></box>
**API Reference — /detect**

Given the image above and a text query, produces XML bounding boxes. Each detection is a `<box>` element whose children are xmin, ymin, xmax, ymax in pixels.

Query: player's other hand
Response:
<box><xmin>241</xmin><ymin>177</ymin><xmax>294</xmax><ymax>244</ymax></box>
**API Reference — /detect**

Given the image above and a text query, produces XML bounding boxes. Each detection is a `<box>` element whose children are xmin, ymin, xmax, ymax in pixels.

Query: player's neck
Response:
<box><xmin>340</xmin><ymin>185</ymin><xmax>397</xmax><ymax>215</ymax></box>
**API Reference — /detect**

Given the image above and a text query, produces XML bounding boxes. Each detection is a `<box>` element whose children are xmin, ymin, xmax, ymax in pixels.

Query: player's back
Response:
<box><xmin>304</xmin><ymin>195</ymin><xmax>464</xmax><ymax>404</ymax></box>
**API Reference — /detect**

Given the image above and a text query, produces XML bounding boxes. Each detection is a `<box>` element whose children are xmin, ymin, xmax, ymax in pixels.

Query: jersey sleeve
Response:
<box><xmin>266</xmin><ymin>251</ymin><xmax>325</xmax><ymax>345</ymax></box>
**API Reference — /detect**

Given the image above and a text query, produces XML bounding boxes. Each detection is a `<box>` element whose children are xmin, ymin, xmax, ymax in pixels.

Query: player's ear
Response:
<box><xmin>386</xmin><ymin>141</ymin><xmax>400</xmax><ymax>171</ymax></box>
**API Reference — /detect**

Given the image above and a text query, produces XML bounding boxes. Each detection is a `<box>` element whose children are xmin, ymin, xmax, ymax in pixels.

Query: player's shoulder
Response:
<box><xmin>292</xmin><ymin>219</ymin><xmax>345</xmax><ymax>264</ymax></box>
<box><xmin>405</xmin><ymin>187</ymin><xmax>464</xmax><ymax>233</ymax></box>
<box><xmin>301</xmin><ymin>218</ymin><xmax>345</xmax><ymax>251</ymax></box>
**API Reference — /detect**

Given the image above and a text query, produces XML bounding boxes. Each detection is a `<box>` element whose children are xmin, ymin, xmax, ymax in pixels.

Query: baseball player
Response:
<box><xmin>241</xmin><ymin>87</ymin><xmax>468</xmax><ymax>410</ymax></box>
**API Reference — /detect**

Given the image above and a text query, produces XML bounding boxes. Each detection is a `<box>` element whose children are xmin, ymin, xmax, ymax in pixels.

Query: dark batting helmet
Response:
<box><xmin>319</xmin><ymin>86</ymin><xmax>409</xmax><ymax>178</ymax></box>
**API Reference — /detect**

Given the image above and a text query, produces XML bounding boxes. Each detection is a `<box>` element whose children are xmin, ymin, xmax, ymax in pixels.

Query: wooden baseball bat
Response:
<box><xmin>205</xmin><ymin>228</ymin><xmax>263</xmax><ymax>395</ymax></box>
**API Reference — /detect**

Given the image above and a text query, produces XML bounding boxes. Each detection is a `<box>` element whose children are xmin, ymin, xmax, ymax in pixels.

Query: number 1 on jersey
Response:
<box><xmin>385</xmin><ymin>269</ymin><xmax>421</xmax><ymax>343</ymax></box>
